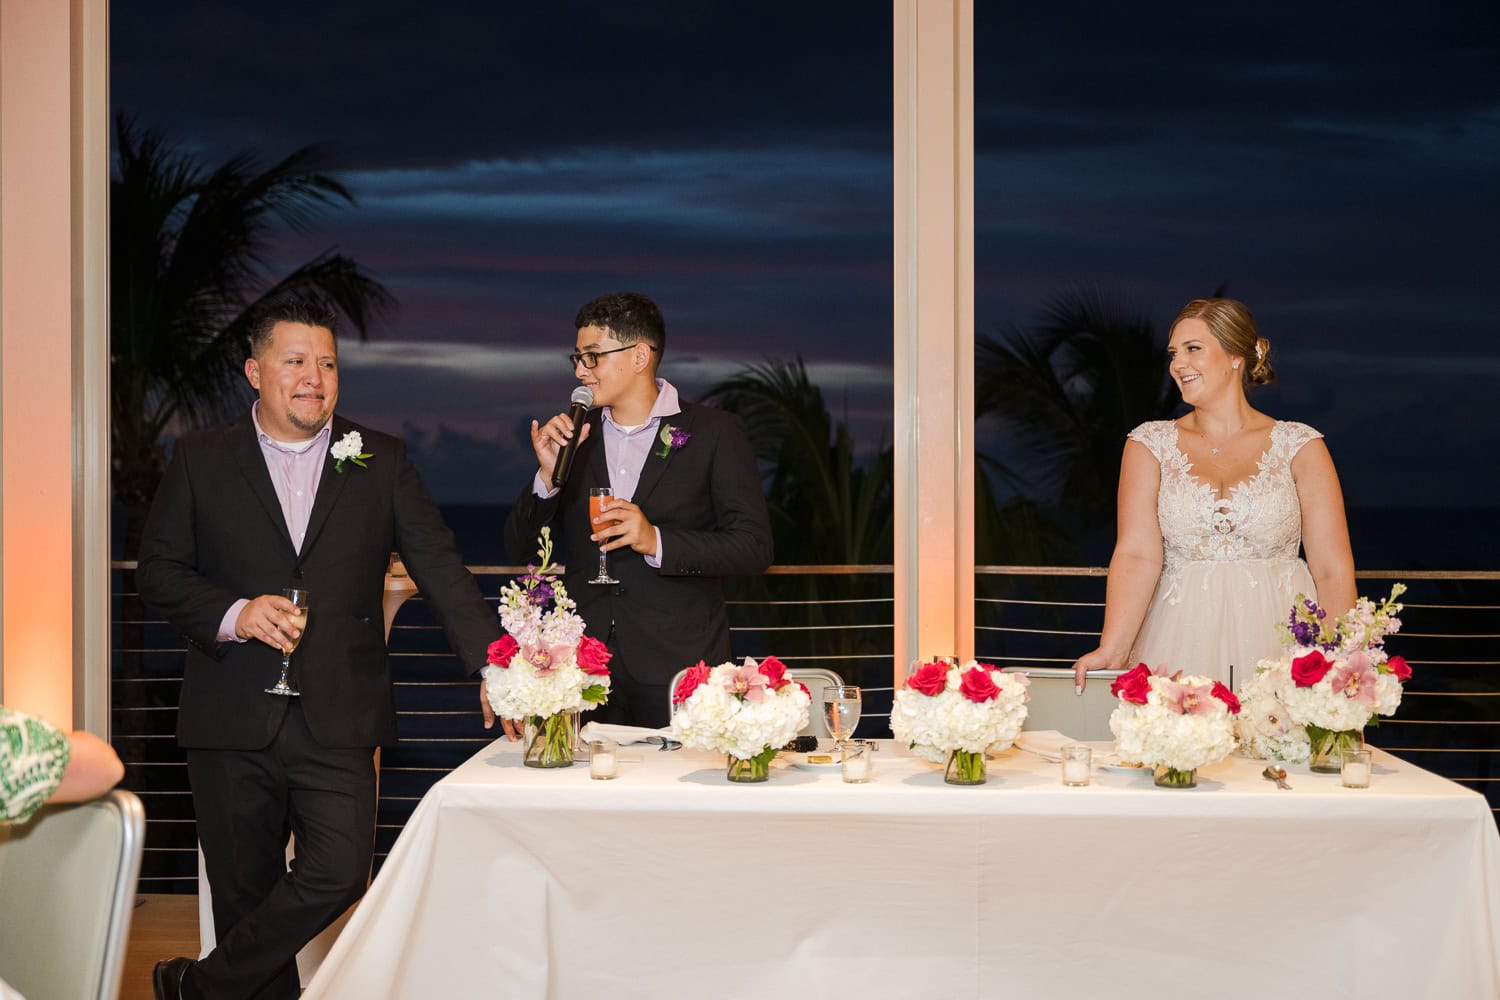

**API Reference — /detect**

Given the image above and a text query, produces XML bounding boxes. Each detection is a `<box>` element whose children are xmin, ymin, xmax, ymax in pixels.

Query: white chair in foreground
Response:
<box><xmin>1003</xmin><ymin>666</ymin><xmax>1121</xmax><ymax>741</ymax></box>
<box><xmin>666</xmin><ymin>665</ymin><xmax>846</xmax><ymax>738</ymax></box>
<box><xmin>0</xmin><ymin>788</ymin><xmax>146</xmax><ymax>1000</ymax></box>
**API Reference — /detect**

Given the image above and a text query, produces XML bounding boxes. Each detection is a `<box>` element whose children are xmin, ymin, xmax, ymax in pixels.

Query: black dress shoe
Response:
<box><xmin>152</xmin><ymin>957</ymin><xmax>194</xmax><ymax>1000</ymax></box>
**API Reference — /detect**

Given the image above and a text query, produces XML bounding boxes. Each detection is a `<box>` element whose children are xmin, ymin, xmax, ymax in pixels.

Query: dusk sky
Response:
<box><xmin>113</xmin><ymin>3</ymin><xmax>1498</xmax><ymax>561</ymax></box>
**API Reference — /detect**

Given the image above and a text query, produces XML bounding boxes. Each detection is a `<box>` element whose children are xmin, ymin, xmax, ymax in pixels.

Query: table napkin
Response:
<box><xmin>1014</xmin><ymin>730</ymin><xmax>1118</xmax><ymax>763</ymax></box>
<box><xmin>579</xmin><ymin>722</ymin><xmax>678</xmax><ymax>746</ymax></box>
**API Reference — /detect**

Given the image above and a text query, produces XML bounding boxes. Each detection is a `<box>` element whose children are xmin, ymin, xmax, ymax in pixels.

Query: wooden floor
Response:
<box><xmin>122</xmin><ymin>894</ymin><xmax>198</xmax><ymax>1000</ymax></box>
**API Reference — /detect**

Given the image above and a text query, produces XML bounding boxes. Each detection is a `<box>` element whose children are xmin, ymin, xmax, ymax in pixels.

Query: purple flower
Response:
<box><xmin>670</xmin><ymin>427</ymin><xmax>690</xmax><ymax>449</ymax></box>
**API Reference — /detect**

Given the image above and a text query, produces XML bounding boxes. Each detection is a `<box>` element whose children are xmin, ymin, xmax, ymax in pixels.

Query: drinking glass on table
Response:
<box><xmin>588</xmin><ymin>487</ymin><xmax>620</xmax><ymax>585</ymax></box>
<box><xmin>822</xmin><ymin>685</ymin><xmax>862</xmax><ymax>751</ymax></box>
<box><xmin>265</xmin><ymin>587</ymin><xmax>310</xmax><ymax>697</ymax></box>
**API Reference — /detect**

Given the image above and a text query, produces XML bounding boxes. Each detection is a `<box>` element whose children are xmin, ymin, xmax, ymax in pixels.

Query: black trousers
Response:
<box><xmin>184</xmin><ymin>701</ymin><xmax>377</xmax><ymax>1000</ymax></box>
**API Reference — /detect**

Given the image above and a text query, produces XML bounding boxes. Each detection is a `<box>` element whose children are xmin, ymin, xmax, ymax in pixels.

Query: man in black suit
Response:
<box><xmin>137</xmin><ymin>295</ymin><xmax>500</xmax><ymax>999</ymax></box>
<box><xmin>504</xmin><ymin>292</ymin><xmax>773</xmax><ymax>729</ymax></box>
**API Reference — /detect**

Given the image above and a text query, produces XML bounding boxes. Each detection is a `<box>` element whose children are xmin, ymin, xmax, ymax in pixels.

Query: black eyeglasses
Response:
<box><xmin>568</xmin><ymin>344</ymin><xmax>658</xmax><ymax>369</ymax></box>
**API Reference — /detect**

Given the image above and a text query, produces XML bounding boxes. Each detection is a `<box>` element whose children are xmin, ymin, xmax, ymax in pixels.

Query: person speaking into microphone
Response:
<box><xmin>504</xmin><ymin>292</ymin><xmax>773</xmax><ymax>728</ymax></box>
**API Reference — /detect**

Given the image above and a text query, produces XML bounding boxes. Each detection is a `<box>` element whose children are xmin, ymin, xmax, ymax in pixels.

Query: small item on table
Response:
<box><xmin>1341</xmin><ymin>748</ymin><xmax>1372</xmax><ymax>788</ymax></box>
<box><xmin>805</xmin><ymin>753</ymin><xmax>834</xmax><ymax>765</ymax></box>
<box><xmin>841</xmin><ymin>741</ymin><xmax>874</xmax><ymax>783</ymax></box>
<box><xmin>782</xmin><ymin>735</ymin><xmax>818</xmax><ymax>753</ymax></box>
<box><xmin>1060</xmin><ymin>744</ymin><xmax>1092</xmax><ymax>786</ymax></box>
<box><xmin>588</xmin><ymin>737</ymin><xmax>618</xmax><ymax>780</ymax></box>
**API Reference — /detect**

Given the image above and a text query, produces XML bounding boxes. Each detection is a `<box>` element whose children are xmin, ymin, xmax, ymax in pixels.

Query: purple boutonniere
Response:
<box><xmin>656</xmin><ymin>423</ymin><xmax>690</xmax><ymax>458</ymax></box>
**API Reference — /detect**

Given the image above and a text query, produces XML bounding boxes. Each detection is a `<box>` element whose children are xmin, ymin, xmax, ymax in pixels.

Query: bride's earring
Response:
<box><xmin>1232</xmin><ymin>360</ymin><xmax>1240</xmax><ymax>370</ymax></box>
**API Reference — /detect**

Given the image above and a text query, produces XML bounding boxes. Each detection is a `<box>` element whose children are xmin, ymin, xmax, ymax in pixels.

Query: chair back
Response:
<box><xmin>665</xmin><ymin>666</ymin><xmax>847</xmax><ymax>738</ymax></box>
<box><xmin>1004</xmin><ymin>666</ymin><xmax>1120</xmax><ymax>741</ymax></box>
<box><xmin>0</xmin><ymin>789</ymin><xmax>146</xmax><ymax>1000</ymax></box>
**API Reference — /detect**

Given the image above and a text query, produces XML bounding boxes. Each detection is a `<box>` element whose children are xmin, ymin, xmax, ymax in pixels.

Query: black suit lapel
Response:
<box><xmin>301</xmin><ymin>418</ymin><xmax>352</xmax><ymax>557</ymax></box>
<box><xmin>631</xmin><ymin>409</ymin><xmax>689</xmax><ymax>508</ymax></box>
<box><xmin>230</xmin><ymin>420</ymin><xmax>297</xmax><ymax>553</ymax></box>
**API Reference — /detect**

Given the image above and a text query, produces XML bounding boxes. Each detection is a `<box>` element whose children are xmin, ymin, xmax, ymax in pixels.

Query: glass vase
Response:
<box><xmin>1153</xmin><ymin>765</ymin><xmax>1197</xmax><ymax>788</ymax></box>
<box><xmin>523</xmin><ymin>710</ymin><xmax>578</xmax><ymax>768</ymax></box>
<box><xmin>944</xmin><ymin>749</ymin><xmax>987</xmax><ymax>785</ymax></box>
<box><xmin>726</xmin><ymin>752</ymin><xmax>772</xmax><ymax>783</ymax></box>
<box><xmin>1307</xmin><ymin>726</ymin><xmax>1364</xmax><ymax>774</ymax></box>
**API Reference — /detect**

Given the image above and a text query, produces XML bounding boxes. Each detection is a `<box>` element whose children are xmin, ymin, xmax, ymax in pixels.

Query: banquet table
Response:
<box><xmin>305</xmin><ymin>739</ymin><xmax>1500</xmax><ymax>1000</ymax></box>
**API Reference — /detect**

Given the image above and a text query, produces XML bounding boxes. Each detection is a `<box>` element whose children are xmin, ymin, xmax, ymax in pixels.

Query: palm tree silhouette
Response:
<box><xmin>975</xmin><ymin>286</ymin><xmax>1180</xmax><ymax>560</ymax></box>
<box><xmin>111</xmin><ymin>114</ymin><xmax>395</xmax><ymax>553</ymax></box>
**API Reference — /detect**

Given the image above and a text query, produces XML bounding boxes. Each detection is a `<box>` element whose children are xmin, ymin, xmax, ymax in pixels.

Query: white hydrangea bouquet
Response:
<box><xmin>1247</xmin><ymin>585</ymin><xmax>1410</xmax><ymax>771</ymax></box>
<box><xmin>1233</xmin><ymin>668</ymin><xmax>1310</xmax><ymax>764</ymax></box>
<box><xmin>484</xmin><ymin>528</ymin><xmax>611</xmax><ymax>767</ymax></box>
<box><xmin>1108</xmin><ymin>665</ymin><xmax>1240</xmax><ymax>788</ymax></box>
<box><xmin>890</xmin><ymin>660</ymin><xmax>1029</xmax><ymax>785</ymax></box>
<box><xmin>670</xmin><ymin>656</ymin><xmax>811</xmax><ymax>782</ymax></box>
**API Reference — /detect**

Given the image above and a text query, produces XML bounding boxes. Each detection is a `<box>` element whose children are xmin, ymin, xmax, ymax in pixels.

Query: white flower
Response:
<box><xmin>330</xmin><ymin>430</ymin><xmax>372</xmax><ymax>472</ymax></box>
<box><xmin>1109</xmin><ymin>674</ymin><xmax>1237</xmax><ymax>772</ymax></box>
<box><xmin>1234</xmin><ymin>665</ymin><xmax>1311</xmax><ymax>763</ymax></box>
<box><xmin>889</xmin><ymin>661</ymin><xmax>1029</xmax><ymax>763</ymax></box>
<box><xmin>670</xmin><ymin>659</ymin><xmax>811</xmax><ymax>760</ymax></box>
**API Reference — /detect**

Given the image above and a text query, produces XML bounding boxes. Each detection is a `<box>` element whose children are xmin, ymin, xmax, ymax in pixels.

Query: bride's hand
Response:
<box><xmin>1071</xmin><ymin>649</ymin><xmax>1120</xmax><ymax>694</ymax></box>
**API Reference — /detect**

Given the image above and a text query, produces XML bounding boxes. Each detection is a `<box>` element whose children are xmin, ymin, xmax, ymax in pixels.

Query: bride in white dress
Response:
<box><xmin>1072</xmin><ymin>298</ymin><xmax>1356</xmax><ymax>690</ymax></box>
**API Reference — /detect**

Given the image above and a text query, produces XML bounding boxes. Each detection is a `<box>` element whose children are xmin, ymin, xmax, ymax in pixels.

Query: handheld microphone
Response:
<box><xmin>551</xmin><ymin>385</ymin><xmax>594</xmax><ymax>489</ymax></box>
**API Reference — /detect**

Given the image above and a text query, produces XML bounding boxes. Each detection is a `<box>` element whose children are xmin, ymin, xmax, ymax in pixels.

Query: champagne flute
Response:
<box><xmin>588</xmin><ymin>487</ymin><xmax>620</xmax><ymax>585</ymax></box>
<box><xmin>822</xmin><ymin>685</ymin><xmax>862</xmax><ymax>751</ymax></box>
<box><xmin>265</xmin><ymin>587</ymin><xmax>310</xmax><ymax>696</ymax></box>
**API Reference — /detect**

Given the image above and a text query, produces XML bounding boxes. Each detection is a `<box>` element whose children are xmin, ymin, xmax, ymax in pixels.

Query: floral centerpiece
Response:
<box><xmin>1246</xmin><ymin>585</ymin><xmax>1409</xmax><ymax>772</ymax></box>
<box><xmin>1109</xmin><ymin>665</ymin><xmax>1241</xmax><ymax>788</ymax></box>
<box><xmin>670</xmin><ymin>656</ymin><xmax>810</xmax><ymax>782</ymax></box>
<box><xmin>890</xmin><ymin>660</ymin><xmax>1029</xmax><ymax>785</ymax></box>
<box><xmin>484</xmin><ymin>528</ymin><xmax>611</xmax><ymax>767</ymax></box>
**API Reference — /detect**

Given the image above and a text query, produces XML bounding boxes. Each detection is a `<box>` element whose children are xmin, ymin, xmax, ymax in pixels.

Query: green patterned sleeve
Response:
<box><xmin>0</xmin><ymin>705</ymin><xmax>72</xmax><ymax>823</ymax></box>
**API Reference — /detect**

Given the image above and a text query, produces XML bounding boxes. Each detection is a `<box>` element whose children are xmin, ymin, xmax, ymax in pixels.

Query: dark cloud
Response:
<box><xmin>114</xmin><ymin>2</ymin><xmax>1499</xmax><ymax>539</ymax></box>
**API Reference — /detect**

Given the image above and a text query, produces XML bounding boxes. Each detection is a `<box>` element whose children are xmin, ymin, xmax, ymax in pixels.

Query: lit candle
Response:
<box><xmin>1061</xmin><ymin>744</ymin><xmax>1092</xmax><ymax>786</ymax></box>
<box><xmin>1341</xmin><ymin>758</ymin><xmax>1371</xmax><ymax>788</ymax></box>
<box><xmin>842</xmin><ymin>743</ymin><xmax>873</xmax><ymax>783</ymax></box>
<box><xmin>589</xmin><ymin>738</ymin><xmax>618</xmax><ymax>780</ymax></box>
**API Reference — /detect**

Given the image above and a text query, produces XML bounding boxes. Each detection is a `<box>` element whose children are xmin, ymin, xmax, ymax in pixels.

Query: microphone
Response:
<box><xmin>550</xmin><ymin>385</ymin><xmax>594</xmax><ymax>489</ymax></box>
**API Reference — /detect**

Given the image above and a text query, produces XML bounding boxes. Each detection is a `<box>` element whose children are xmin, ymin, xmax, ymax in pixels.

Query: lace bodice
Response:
<box><xmin>1128</xmin><ymin>420</ymin><xmax>1321</xmax><ymax>566</ymax></box>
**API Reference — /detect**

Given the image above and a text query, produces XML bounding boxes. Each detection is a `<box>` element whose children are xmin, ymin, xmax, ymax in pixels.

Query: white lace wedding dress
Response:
<box><xmin>1126</xmin><ymin>419</ymin><xmax>1322</xmax><ymax>689</ymax></box>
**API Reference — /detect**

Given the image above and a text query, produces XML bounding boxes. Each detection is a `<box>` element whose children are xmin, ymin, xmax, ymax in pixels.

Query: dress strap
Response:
<box><xmin>1274</xmin><ymin>421</ymin><xmax>1324</xmax><ymax>462</ymax></box>
<box><xmin>1126</xmin><ymin>420</ymin><xmax>1177</xmax><ymax>463</ymax></box>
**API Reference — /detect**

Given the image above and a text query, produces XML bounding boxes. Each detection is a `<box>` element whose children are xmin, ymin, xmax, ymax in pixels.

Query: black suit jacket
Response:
<box><xmin>503</xmin><ymin>401</ymin><xmax>772</xmax><ymax>686</ymax></box>
<box><xmin>137</xmin><ymin>414</ymin><xmax>499</xmax><ymax>750</ymax></box>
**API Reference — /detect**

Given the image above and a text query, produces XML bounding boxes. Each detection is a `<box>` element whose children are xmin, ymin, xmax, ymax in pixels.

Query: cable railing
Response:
<box><xmin>111</xmin><ymin>562</ymin><xmax>1500</xmax><ymax>891</ymax></box>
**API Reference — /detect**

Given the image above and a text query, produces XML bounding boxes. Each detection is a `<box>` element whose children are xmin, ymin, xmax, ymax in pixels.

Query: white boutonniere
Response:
<box><xmin>331</xmin><ymin>430</ymin><xmax>373</xmax><ymax>473</ymax></box>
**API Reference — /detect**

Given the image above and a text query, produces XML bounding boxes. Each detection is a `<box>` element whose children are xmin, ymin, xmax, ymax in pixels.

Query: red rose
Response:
<box><xmin>487</xmin><ymin>635</ymin><xmax>519</xmax><ymax>668</ymax></box>
<box><xmin>1386</xmin><ymin>655</ymin><xmax>1412</xmax><ymax>681</ymax></box>
<box><xmin>672</xmin><ymin>662</ymin><xmax>712</xmax><ymax>705</ymax></box>
<box><xmin>795</xmin><ymin>680</ymin><xmax>811</xmax><ymax>698</ymax></box>
<box><xmin>1110</xmin><ymin>663</ymin><xmax>1152</xmax><ymax>704</ymax></box>
<box><xmin>1291</xmin><ymin>650</ymin><xmax>1332</xmax><ymax>687</ymax></box>
<box><xmin>959</xmin><ymin>666</ymin><xmax>1000</xmax><ymax>703</ymax></box>
<box><xmin>576</xmin><ymin>635</ymin><xmax>612</xmax><ymax>676</ymax></box>
<box><xmin>1210</xmin><ymin>681</ymin><xmax>1242</xmax><ymax>714</ymax></box>
<box><xmin>907</xmin><ymin>662</ymin><xmax>949</xmax><ymax>696</ymax></box>
<box><xmin>759</xmin><ymin>655</ymin><xmax>789</xmax><ymax>690</ymax></box>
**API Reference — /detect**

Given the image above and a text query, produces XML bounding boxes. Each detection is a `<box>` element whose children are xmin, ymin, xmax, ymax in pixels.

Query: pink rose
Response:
<box><xmin>672</xmin><ymin>662</ymin><xmax>711</xmax><ymax>705</ymax></box>
<box><xmin>487</xmin><ymin>635</ymin><xmax>518</xmax><ymax>669</ymax></box>
<box><xmin>1386</xmin><ymin>655</ymin><xmax>1412</xmax><ymax>681</ymax></box>
<box><xmin>1291</xmin><ymin>650</ymin><xmax>1332</xmax><ymax>687</ymax></box>
<box><xmin>1210</xmin><ymin>681</ymin><xmax>1242</xmax><ymax>714</ymax></box>
<box><xmin>759</xmin><ymin>655</ymin><xmax>789</xmax><ymax>690</ymax></box>
<box><xmin>794</xmin><ymin>680</ymin><xmax>811</xmax><ymax>698</ymax></box>
<box><xmin>576</xmin><ymin>635</ymin><xmax>611</xmax><ymax>676</ymax></box>
<box><xmin>1110</xmin><ymin>663</ymin><xmax>1152</xmax><ymax>704</ymax></box>
<box><xmin>959</xmin><ymin>666</ymin><xmax>1000</xmax><ymax>703</ymax></box>
<box><xmin>906</xmin><ymin>662</ymin><xmax>949</xmax><ymax>697</ymax></box>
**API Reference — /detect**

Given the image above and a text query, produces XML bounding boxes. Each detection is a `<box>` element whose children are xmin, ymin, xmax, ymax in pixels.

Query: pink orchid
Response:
<box><xmin>1328</xmin><ymin>651</ymin><xmax>1379</xmax><ymax>706</ymax></box>
<box><xmin>523</xmin><ymin>641</ymin><xmax>574</xmax><ymax>676</ymax></box>
<box><xmin>1157</xmin><ymin>679</ymin><xmax>1219</xmax><ymax>716</ymax></box>
<box><xmin>724</xmin><ymin>661</ymin><xmax>771</xmax><ymax>703</ymax></box>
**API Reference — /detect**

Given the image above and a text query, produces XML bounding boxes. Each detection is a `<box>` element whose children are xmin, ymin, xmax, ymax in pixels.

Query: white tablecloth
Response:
<box><xmin>306</xmin><ymin>740</ymin><xmax>1500</xmax><ymax>999</ymax></box>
